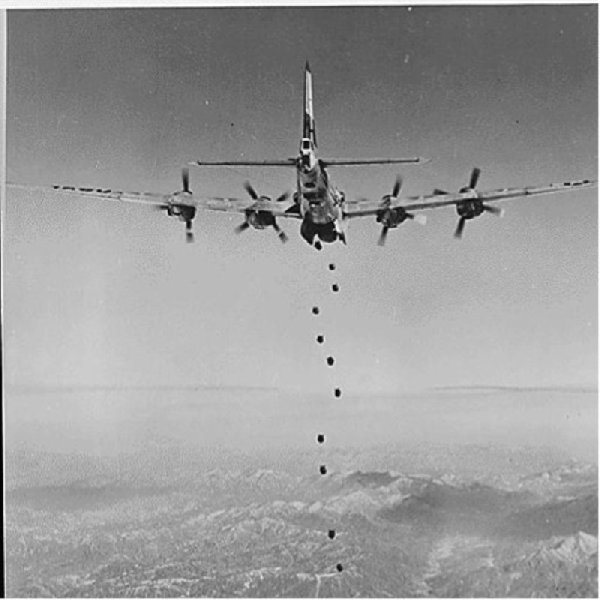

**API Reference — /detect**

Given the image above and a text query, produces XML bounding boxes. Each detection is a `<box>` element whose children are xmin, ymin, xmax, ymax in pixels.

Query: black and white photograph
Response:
<box><xmin>3</xmin><ymin>3</ymin><xmax>598</xmax><ymax>597</ymax></box>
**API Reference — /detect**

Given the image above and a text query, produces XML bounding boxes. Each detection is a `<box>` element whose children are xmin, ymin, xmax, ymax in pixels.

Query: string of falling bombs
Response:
<box><xmin>312</xmin><ymin>261</ymin><xmax>343</xmax><ymax>575</ymax></box>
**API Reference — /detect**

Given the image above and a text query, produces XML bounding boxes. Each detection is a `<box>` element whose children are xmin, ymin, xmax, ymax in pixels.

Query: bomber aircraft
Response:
<box><xmin>8</xmin><ymin>63</ymin><xmax>596</xmax><ymax>247</ymax></box>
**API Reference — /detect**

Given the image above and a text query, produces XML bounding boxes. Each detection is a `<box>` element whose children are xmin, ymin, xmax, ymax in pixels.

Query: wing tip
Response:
<box><xmin>556</xmin><ymin>178</ymin><xmax>597</xmax><ymax>189</ymax></box>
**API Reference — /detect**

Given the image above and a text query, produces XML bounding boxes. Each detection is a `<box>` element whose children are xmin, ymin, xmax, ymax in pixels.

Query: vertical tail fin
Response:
<box><xmin>303</xmin><ymin>61</ymin><xmax>317</xmax><ymax>147</ymax></box>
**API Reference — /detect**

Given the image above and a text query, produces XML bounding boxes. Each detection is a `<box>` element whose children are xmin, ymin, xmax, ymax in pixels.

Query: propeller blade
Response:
<box><xmin>235</xmin><ymin>221</ymin><xmax>251</xmax><ymax>234</ymax></box>
<box><xmin>272</xmin><ymin>221</ymin><xmax>288</xmax><ymax>243</ymax></box>
<box><xmin>185</xmin><ymin>220</ymin><xmax>194</xmax><ymax>243</ymax></box>
<box><xmin>482</xmin><ymin>203</ymin><xmax>503</xmax><ymax>216</ymax></box>
<box><xmin>275</xmin><ymin>191</ymin><xmax>290</xmax><ymax>203</ymax></box>
<box><xmin>469</xmin><ymin>167</ymin><xmax>481</xmax><ymax>189</ymax></box>
<box><xmin>454</xmin><ymin>216</ymin><xmax>467</xmax><ymax>239</ymax></box>
<box><xmin>378</xmin><ymin>225</ymin><xmax>389</xmax><ymax>246</ymax></box>
<box><xmin>406</xmin><ymin>213</ymin><xmax>427</xmax><ymax>225</ymax></box>
<box><xmin>392</xmin><ymin>175</ymin><xmax>403</xmax><ymax>198</ymax></box>
<box><xmin>182</xmin><ymin>168</ymin><xmax>190</xmax><ymax>193</ymax></box>
<box><xmin>433</xmin><ymin>188</ymin><xmax>448</xmax><ymax>195</ymax></box>
<box><xmin>243</xmin><ymin>181</ymin><xmax>259</xmax><ymax>200</ymax></box>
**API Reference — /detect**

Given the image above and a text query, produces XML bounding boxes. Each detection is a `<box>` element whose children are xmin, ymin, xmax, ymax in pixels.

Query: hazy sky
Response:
<box><xmin>4</xmin><ymin>6</ymin><xmax>597</xmax><ymax>393</ymax></box>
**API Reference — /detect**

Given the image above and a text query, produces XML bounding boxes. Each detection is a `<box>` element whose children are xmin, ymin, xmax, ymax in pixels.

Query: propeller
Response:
<box><xmin>391</xmin><ymin>175</ymin><xmax>402</xmax><ymax>199</ymax></box>
<box><xmin>182</xmin><ymin>167</ymin><xmax>190</xmax><ymax>193</ymax></box>
<box><xmin>377</xmin><ymin>176</ymin><xmax>402</xmax><ymax>246</ymax></box>
<box><xmin>234</xmin><ymin>221</ymin><xmax>250</xmax><ymax>234</ymax></box>
<box><xmin>377</xmin><ymin>213</ymin><xmax>427</xmax><ymax>246</ymax></box>
<box><xmin>382</xmin><ymin>176</ymin><xmax>402</xmax><ymax>202</ymax></box>
<box><xmin>453</xmin><ymin>168</ymin><xmax>503</xmax><ymax>239</ymax></box>
<box><xmin>456</xmin><ymin>167</ymin><xmax>481</xmax><ymax>195</ymax></box>
<box><xmin>407</xmin><ymin>213</ymin><xmax>427</xmax><ymax>225</ymax></box>
<box><xmin>235</xmin><ymin>181</ymin><xmax>289</xmax><ymax>243</ymax></box>
<box><xmin>377</xmin><ymin>175</ymin><xmax>425</xmax><ymax>246</ymax></box>
<box><xmin>454</xmin><ymin>216</ymin><xmax>467</xmax><ymax>239</ymax></box>
<box><xmin>482</xmin><ymin>204</ymin><xmax>503</xmax><ymax>216</ymax></box>
<box><xmin>243</xmin><ymin>181</ymin><xmax>289</xmax><ymax>204</ymax></box>
<box><xmin>181</xmin><ymin>168</ymin><xmax>195</xmax><ymax>243</ymax></box>
<box><xmin>469</xmin><ymin>167</ymin><xmax>481</xmax><ymax>190</ymax></box>
<box><xmin>272</xmin><ymin>222</ymin><xmax>289</xmax><ymax>243</ymax></box>
<box><xmin>243</xmin><ymin>181</ymin><xmax>260</xmax><ymax>201</ymax></box>
<box><xmin>378</xmin><ymin>225</ymin><xmax>390</xmax><ymax>247</ymax></box>
<box><xmin>155</xmin><ymin>168</ymin><xmax>196</xmax><ymax>242</ymax></box>
<box><xmin>185</xmin><ymin>219</ymin><xmax>194</xmax><ymax>243</ymax></box>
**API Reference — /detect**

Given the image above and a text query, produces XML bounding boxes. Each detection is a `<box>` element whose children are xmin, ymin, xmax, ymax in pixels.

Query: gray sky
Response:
<box><xmin>5</xmin><ymin>6</ymin><xmax>597</xmax><ymax>393</ymax></box>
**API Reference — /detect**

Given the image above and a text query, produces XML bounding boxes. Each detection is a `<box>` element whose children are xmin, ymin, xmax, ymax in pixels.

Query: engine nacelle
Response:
<box><xmin>376</xmin><ymin>206</ymin><xmax>409</xmax><ymax>229</ymax></box>
<box><xmin>163</xmin><ymin>203</ymin><xmax>197</xmax><ymax>243</ymax></box>
<box><xmin>166</xmin><ymin>204</ymin><xmax>195</xmax><ymax>221</ymax></box>
<box><xmin>246</xmin><ymin>209</ymin><xmax>276</xmax><ymax>230</ymax></box>
<box><xmin>165</xmin><ymin>204</ymin><xmax>196</xmax><ymax>222</ymax></box>
<box><xmin>456</xmin><ymin>199</ymin><xmax>484</xmax><ymax>219</ymax></box>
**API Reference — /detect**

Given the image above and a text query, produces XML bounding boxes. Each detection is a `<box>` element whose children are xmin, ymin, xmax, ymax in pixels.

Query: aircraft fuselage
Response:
<box><xmin>295</xmin><ymin>138</ymin><xmax>346</xmax><ymax>247</ymax></box>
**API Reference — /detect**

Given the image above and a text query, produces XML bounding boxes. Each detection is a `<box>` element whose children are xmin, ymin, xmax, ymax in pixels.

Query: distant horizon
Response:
<box><xmin>5</xmin><ymin>382</ymin><xmax>597</xmax><ymax>395</ymax></box>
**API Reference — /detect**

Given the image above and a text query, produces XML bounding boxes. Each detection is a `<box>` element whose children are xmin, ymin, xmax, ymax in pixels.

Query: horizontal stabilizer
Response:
<box><xmin>190</xmin><ymin>159</ymin><xmax>296</xmax><ymax>168</ymax></box>
<box><xmin>321</xmin><ymin>157</ymin><xmax>429</xmax><ymax>167</ymax></box>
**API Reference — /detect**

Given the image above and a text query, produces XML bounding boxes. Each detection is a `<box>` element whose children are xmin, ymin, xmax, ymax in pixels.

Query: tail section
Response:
<box><xmin>303</xmin><ymin>61</ymin><xmax>317</xmax><ymax>147</ymax></box>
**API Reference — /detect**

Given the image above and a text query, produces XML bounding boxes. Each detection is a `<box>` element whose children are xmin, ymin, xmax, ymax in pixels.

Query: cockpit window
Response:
<box><xmin>302</xmin><ymin>140</ymin><xmax>311</xmax><ymax>150</ymax></box>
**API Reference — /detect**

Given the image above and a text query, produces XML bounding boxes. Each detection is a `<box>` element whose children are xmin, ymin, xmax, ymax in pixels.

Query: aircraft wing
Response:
<box><xmin>6</xmin><ymin>183</ymin><xmax>301</xmax><ymax>218</ymax></box>
<box><xmin>322</xmin><ymin>157</ymin><xmax>429</xmax><ymax>167</ymax></box>
<box><xmin>197</xmin><ymin>197</ymin><xmax>302</xmax><ymax>218</ymax></box>
<box><xmin>343</xmin><ymin>179</ymin><xmax>596</xmax><ymax>218</ymax></box>
<box><xmin>7</xmin><ymin>183</ymin><xmax>172</xmax><ymax>206</ymax></box>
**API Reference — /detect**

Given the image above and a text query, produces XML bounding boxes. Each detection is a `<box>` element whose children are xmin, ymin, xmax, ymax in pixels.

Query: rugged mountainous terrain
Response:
<box><xmin>6</xmin><ymin>442</ymin><xmax>597</xmax><ymax>597</ymax></box>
